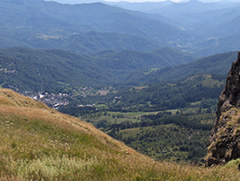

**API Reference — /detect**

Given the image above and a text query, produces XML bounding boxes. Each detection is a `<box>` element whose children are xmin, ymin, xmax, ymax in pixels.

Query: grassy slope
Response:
<box><xmin>0</xmin><ymin>89</ymin><xmax>240</xmax><ymax>180</ymax></box>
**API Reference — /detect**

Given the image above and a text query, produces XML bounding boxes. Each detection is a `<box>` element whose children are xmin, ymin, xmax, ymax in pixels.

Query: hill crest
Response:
<box><xmin>0</xmin><ymin>88</ymin><xmax>139</xmax><ymax>152</ymax></box>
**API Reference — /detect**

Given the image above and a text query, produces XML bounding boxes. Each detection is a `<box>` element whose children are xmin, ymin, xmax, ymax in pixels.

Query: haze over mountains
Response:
<box><xmin>0</xmin><ymin>0</ymin><xmax>187</xmax><ymax>53</ymax></box>
<box><xmin>0</xmin><ymin>0</ymin><xmax>240</xmax><ymax>57</ymax></box>
<box><xmin>2</xmin><ymin>0</ymin><xmax>240</xmax><ymax>177</ymax></box>
<box><xmin>0</xmin><ymin>0</ymin><xmax>240</xmax><ymax>92</ymax></box>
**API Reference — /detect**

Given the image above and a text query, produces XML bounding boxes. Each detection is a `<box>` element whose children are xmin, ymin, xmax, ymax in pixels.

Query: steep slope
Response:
<box><xmin>205</xmin><ymin>52</ymin><xmax>240</xmax><ymax>166</ymax></box>
<box><xmin>1</xmin><ymin>89</ymin><xmax>240</xmax><ymax>180</ymax></box>
<box><xmin>0</xmin><ymin>88</ymin><xmax>155</xmax><ymax>180</ymax></box>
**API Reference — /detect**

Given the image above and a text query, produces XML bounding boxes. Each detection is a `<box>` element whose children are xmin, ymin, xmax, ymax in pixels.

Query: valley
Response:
<box><xmin>1</xmin><ymin>0</ymin><xmax>240</xmax><ymax>180</ymax></box>
<box><xmin>0</xmin><ymin>47</ymin><xmax>236</xmax><ymax>164</ymax></box>
<box><xmin>58</xmin><ymin>73</ymin><xmax>224</xmax><ymax>163</ymax></box>
<box><xmin>1</xmin><ymin>89</ymin><xmax>240</xmax><ymax>180</ymax></box>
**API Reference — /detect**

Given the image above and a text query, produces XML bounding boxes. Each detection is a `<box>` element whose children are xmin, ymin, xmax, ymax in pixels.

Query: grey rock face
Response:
<box><xmin>205</xmin><ymin>52</ymin><xmax>240</xmax><ymax>166</ymax></box>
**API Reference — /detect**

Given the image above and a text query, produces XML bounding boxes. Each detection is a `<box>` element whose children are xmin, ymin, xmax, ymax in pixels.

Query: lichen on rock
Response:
<box><xmin>205</xmin><ymin>52</ymin><xmax>240</xmax><ymax>166</ymax></box>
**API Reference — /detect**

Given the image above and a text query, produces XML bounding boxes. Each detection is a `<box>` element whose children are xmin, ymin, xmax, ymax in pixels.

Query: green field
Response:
<box><xmin>81</xmin><ymin>106</ymin><xmax>214</xmax><ymax>163</ymax></box>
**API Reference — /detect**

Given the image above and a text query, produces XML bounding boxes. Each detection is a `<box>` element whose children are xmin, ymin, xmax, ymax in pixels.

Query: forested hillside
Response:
<box><xmin>0</xmin><ymin>0</ymin><xmax>188</xmax><ymax>54</ymax></box>
<box><xmin>0</xmin><ymin>47</ymin><xmax>196</xmax><ymax>92</ymax></box>
<box><xmin>140</xmin><ymin>51</ymin><xmax>237</xmax><ymax>84</ymax></box>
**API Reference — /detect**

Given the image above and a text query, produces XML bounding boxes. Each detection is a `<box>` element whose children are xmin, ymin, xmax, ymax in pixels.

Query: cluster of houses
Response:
<box><xmin>21</xmin><ymin>86</ymin><xmax>114</xmax><ymax>110</ymax></box>
<box><xmin>23</xmin><ymin>91</ymin><xmax>70</xmax><ymax>109</ymax></box>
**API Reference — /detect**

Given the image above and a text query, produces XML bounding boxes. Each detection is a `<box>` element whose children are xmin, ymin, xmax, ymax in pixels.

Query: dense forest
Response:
<box><xmin>0</xmin><ymin>47</ymin><xmax>196</xmax><ymax>92</ymax></box>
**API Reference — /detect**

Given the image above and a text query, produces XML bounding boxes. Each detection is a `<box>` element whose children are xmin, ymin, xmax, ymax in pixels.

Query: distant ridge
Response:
<box><xmin>141</xmin><ymin>51</ymin><xmax>237</xmax><ymax>84</ymax></box>
<box><xmin>0</xmin><ymin>47</ymin><xmax>196</xmax><ymax>91</ymax></box>
<box><xmin>0</xmin><ymin>0</ymin><xmax>187</xmax><ymax>51</ymax></box>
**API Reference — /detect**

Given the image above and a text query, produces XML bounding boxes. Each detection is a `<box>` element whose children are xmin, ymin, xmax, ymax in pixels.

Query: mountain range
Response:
<box><xmin>108</xmin><ymin>0</ymin><xmax>240</xmax><ymax>56</ymax></box>
<box><xmin>1</xmin><ymin>0</ymin><xmax>239</xmax><ymax>95</ymax></box>
<box><xmin>0</xmin><ymin>47</ymin><xmax>196</xmax><ymax>92</ymax></box>
<box><xmin>2</xmin><ymin>0</ymin><xmax>240</xmax><ymax>56</ymax></box>
<box><xmin>0</xmin><ymin>0</ymin><xmax>188</xmax><ymax>54</ymax></box>
<box><xmin>0</xmin><ymin>47</ymin><xmax>237</xmax><ymax>93</ymax></box>
<box><xmin>1</xmin><ymin>0</ymin><xmax>240</xmax><ymax>177</ymax></box>
<box><xmin>141</xmin><ymin>51</ymin><xmax>237</xmax><ymax>84</ymax></box>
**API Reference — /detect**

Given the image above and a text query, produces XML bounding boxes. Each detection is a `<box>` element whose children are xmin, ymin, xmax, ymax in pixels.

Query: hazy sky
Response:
<box><xmin>104</xmin><ymin>0</ymin><xmax>186</xmax><ymax>2</ymax></box>
<box><xmin>45</xmin><ymin>0</ymin><xmax>222</xmax><ymax>3</ymax></box>
<box><xmin>109</xmin><ymin>0</ymin><xmax>218</xmax><ymax>1</ymax></box>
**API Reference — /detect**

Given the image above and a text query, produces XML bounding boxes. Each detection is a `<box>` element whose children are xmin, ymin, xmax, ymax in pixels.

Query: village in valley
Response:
<box><xmin>21</xmin><ymin>86</ymin><xmax>115</xmax><ymax>110</ymax></box>
<box><xmin>22</xmin><ymin>91</ymin><xmax>71</xmax><ymax>109</ymax></box>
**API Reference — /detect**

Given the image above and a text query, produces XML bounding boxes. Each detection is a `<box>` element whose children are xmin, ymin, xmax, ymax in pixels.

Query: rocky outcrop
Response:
<box><xmin>205</xmin><ymin>52</ymin><xmax>240</xmax><ymax>166</ymax></box>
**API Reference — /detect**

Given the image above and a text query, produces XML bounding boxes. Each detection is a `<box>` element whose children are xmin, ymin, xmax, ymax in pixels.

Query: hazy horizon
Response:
<box><xmin>44</xmin><ymin>0</ymin><xmax>225</xmax><ymax>4</ymax></box>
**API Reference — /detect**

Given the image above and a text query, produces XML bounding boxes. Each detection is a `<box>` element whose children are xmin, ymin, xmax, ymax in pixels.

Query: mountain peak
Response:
<box><xmin>205</xmin><ymin>51</ymin><xmax>240</xmax><ymax>166</ymax></box>
<box><xmin>188</xmin><ymin>0</ymin><xmax>200</xmax><ymax>3</ymax></box>
<box><xmin>184</xmin><ymin>0</ymin><xmax>203</xmax><ymax>5</ymax></box>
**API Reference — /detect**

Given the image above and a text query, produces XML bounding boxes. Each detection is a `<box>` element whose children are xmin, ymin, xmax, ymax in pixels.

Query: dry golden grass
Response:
<box><xmin>0</xmin><ymin>89</ymin><xmax>48</xmax><ymax>109</ymax></box>
<box><xmin>0</xmin><ymin>89</ymin><xmax>139</xmax><ymax>154</ymax></box>
<box><xmin>1</xmin><ymin>88</ymin><xmax>240</xmax><ymax>181</ymax></box>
